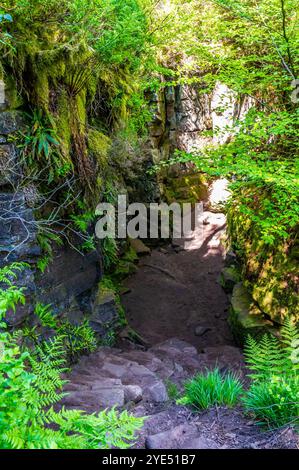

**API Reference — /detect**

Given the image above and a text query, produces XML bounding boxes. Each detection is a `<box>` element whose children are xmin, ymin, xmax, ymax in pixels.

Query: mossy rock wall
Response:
<box><xmin>227</xmin><ymin>203</ymin><xmax>299</xmax><ymax>325</ymax></box>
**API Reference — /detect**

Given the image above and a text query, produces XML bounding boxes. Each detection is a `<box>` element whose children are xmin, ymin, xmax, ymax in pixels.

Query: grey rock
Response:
<box><xmin>36</xmin><ymin>247</ymin><xmax>100</xmax><ymax>316</ymax></box>
<box><xmin>101</xmin><ymin>362</ymin><xmax>128</xmax><ymax>379</ymax></box>
<box><xmin>151</xmin><ymin>338</ymin><xmax>198</xmax><ymax>358</ymax></box>
<box><xmin>129</xmin><ymin>238</ymin><xmax>151</xmax><ymax>256</ymax></box>
<box><xmin>124</xmin><ymin>385</ymin><xmax>143</xmax><ymax>404</ymax></box>
<box><xmin>220</xmin><ymin>265</ymin><xmax>240</xmax><ymax>293</ymax></box>
<box><xmin>89</xmin><ymin>284</ymin><xmax>118</xmax><ymax>335</ymax></box>
<box><xmin>62</xmin><ymin>386</ymin><xmax>125</xmax><ymax>410</ymax></box>
<box><xmin>229</xmin><ymin>282</ymin><xmax>275</xmax><ymax>345</ymax></box>
<box><xmin>194</xmin><ymin>325</ymin><xmax>211</xmax><ymax>337</ymax></box>
<box><xmin>146</xmin><ymin>424</ymin><xmax>198</xmax><ymax>449</ymax></box>
<box><xmin>147</xmin><ymin>380</ymin><xmax>168</xmax><ymax>403</ymax></box>
<box><xmin>0</xmin><ymin>111</ymin><xmax>25</xmax><ymax>135</ymax></box>
<box><xmin>0</xmin><ymin>144</ymin><xmax>20</xmax><ymax>187</ymax></box>
<box><xmin>182</xmin><ymin>437</ymin><xmax>219</xmax><ymax>449</ymax></box>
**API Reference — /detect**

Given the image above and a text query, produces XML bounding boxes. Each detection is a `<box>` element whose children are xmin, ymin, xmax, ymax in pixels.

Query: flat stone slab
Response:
<box><xmin>145</xmin><ymin>424</ymin><xmax>218</xmax><ymax>449</ymax></box>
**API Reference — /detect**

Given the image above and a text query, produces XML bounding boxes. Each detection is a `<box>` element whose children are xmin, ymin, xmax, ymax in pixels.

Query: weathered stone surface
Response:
<box><xmin>89</xmin><ymin>282</ymin><xmax>118</xmax><ymax>335</ymax></box>
<box><xmin>36</xmin><ymin>246</ymin><xmax>100</xmax><ymax>312</ymax></box>
<box><xmin>220</xmin><ymin>265</ymin><xmax>241</xmax><ymax>293</ymax></box>
<box><xmin>0</xmin><ymin>192</ymin><xmax>40</xmax><ymax>265</ymax></box>
<box><xmin>0</xmin><ymin>144</ymin><xmax>20</xmax><ymax>187</ymax></box>
<box><xmin>145</xmin><ymin>424</ymin><xmax>218</xmax><ymax>449</ymax></box>
<box><xmin>62</xmin><ymin>385</ymin><xmax>125</xmax><ymax>410</ymax></box>
<box><xmin>0</xmin><ymin>111</ymin><xmax>25</xmax><ymax>135</ymax></box>
<box><xmin>124</xmin><ymin>385</ymin><xmax>143</xmax><ymax>404</ymax></box>
<box><xmin>182</xmin><ymin>437</ymin><xmax>219</xmax><ymax>449</ymax></box>
<box><xmin>146</xmin><ymin>381</ymin><xmax>168</xmax><ymax>403</ymax></box>
<box><xmin>229</xmin><ymin>282</ymin><xmax>275</xmax><ymax>345</ymax></box>
<box><xmin>151</xmin><ymin>338</ymin><xmax>198</xmax><ymax>358</ymax></box>
<box><xmin>101</xmin><ymin>361</ymin><xmax>128</xmax><ymax>379</ymax></box>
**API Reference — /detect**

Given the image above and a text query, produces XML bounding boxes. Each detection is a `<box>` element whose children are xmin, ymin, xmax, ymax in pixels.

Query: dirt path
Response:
<box><xmin>61</xmin><ymin>210</ymin><xmax>298</xmax><ymax>449</ymax></box>
<box><xmin>121</xmin><ymin>210</ymin><xmax>234</xmax><ymax>349</ymax></box>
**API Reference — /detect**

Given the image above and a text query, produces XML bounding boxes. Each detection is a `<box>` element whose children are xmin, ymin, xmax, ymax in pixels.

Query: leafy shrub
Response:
<box><xmin>178</xmin><ymin>368</ymin><xmax>243</xmax><ymax>410</ymax></box>
<box><xmin>242</xmin><ymin>376</ymin><xmax>299</xmax><ymax>430</ymax></box>
<box><xmin>242</xmin><ymin>320</ymin><xmax>299</xmax><ymax>429</ymax></box>
<box><xmin>0</xmin><ymin>263</ymin><xmax>144</xmax><ymax>449</ymax></box>
<box><xmin>0</xmin><ymin>331</ymin><xmax>144</xmax><ymax>449</ymax></box>
<box><xmin>57</xmin><ymin>320</ymin><xmax>97</xmax><ymax>363</ymax></box>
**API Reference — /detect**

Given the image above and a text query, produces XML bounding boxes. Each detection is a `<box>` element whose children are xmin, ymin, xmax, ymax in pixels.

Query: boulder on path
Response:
<box><xmin>61</xmin><ymin>378</ymin><xmax>125</xmax><ymax>410</ymax></box>
<box><xmin>130</xmin><ymin>238</ymin><xmax>151</xmax><ymax>256</ymax></box>
<box><xmin>124</xmin><ymin>385</ymin><xmax>143</xmax><ymax>404</ymax></box>
<box><xmin>145</xmin><ymin>424</ymin><xmax>219</xmax><ymax>449</ymax></box>
<box><xmin>220</xmin><ymin>265</ymin><xmax>241</xmax><ymax>293</ymax></box>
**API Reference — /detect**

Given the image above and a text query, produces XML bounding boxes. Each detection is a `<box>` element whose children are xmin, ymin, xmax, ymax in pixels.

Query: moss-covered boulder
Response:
<box><xmin>220</xmin><ymin>265</ymin><xmax>241</xmax><ymax>293</ymax></box>
<box><xmin>163</xmin><ymin>172</ymin><xmax>208</xmax><ymax>204</ymax></box>
<box><xmin>229</xmin><ymin>282</ymin><xmax>276</xmax><ymax>346</ymax></box>
<box><xmin>227</xmin><ymin>200</ymin><xmax>299</xmax><ymax>325</ymax></box>
<box><xmin>129</xmin><ymin>238</ymin><xmax>151</xmax><ymax>256</ymax></box>
<box><xmin>89</xmin><ymin>280</ymin><xmax>118</xmax><ymax>335</ymax></box>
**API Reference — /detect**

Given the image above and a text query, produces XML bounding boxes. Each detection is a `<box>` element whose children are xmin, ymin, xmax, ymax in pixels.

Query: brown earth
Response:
<box><xmin>60</xmin><ymin>209</ymin><xmax>298</xmax><ymax>449</ymax></box>
<box><xmin>121</xmin><ymin>211</ymin><xmax>233</xmax><ymax>349</ymax></box>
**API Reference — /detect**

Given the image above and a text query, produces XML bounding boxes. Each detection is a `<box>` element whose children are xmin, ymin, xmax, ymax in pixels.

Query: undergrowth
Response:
<box><xmin>178</xmin><ymin>319</ymin><xmax>299</xmax><ymax>431</ymax></box>
<box><xmin>178</xmin><ymin>368</ymin><xmax>243</xmax><ymax>410</ymax></box>
<box><xmin>0</xmin><ymin>263</ymin><xmax>144</xmax><ymax>449</ymax></box>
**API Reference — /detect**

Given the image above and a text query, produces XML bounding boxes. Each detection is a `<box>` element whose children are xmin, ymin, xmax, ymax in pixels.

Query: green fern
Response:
<box><xmin>0</xmin><ymin>330</ymin><xmax>144</xmax><ymax>449</ymax></box>
<box><xmin>244</xmin><ymin>319</ymin><xmax>299</xmax><ymax>379</ymax></box>
<box><xmin>0</xmin><ymin>263</ymin><xmax>28</xmax><ymax>321</ymax></box>
<box><xmin>34</xmin><ymin>302</ymin><xmax>58</xmax><ymax>329</ymax></box>
<box><xmin>30</xmin><ymin>336</ymin><xmax>68</xmax><ymax>407</ymax></box>
<box><xmin>243</xmin><ymin>319</ymin><xmax>299</xmax><ymax>429</ymax></box>
<box><xmin>33</xmin><ymin>303</ymin><xmax>97</xmax><ymax>361</ymax></box>
<box><xmin>57</xmin><ymin>319</ymin><xmax>97</xmax><ymax>362</ymax></box>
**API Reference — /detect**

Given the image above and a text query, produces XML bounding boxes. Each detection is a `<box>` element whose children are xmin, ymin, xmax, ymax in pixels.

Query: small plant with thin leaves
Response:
<box><xmin>178</xmin><ymin>368</ymin><xmax>243</xmax><ymax>410</ymax></box>
<box><xmin>165</xmin><ymin>379</ymin><xmax>179</xmax><ymax>401</ymax></box>
<box><xmin>18</xmin><ymin>109</ymin><xmax>71</xmax><ymax>183</ymax></box>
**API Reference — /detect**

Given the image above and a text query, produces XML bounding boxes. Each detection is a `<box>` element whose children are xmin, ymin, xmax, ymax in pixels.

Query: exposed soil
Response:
<box><xmin>121</xmin><ymin>210</ymin><xmax>233</xmax><ymax>349</ymax></box>
<box><xmin>61</xmin><ymin>206</ymin><xmax>298</xmax><ymax>449</ymax></box>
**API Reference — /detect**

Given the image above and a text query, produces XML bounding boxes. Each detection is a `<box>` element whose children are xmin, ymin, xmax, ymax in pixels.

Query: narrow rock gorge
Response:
<box><xmin>0</xmin><ymin>0</ymin><xmax>298</xmax><ymax>452</ymax></box>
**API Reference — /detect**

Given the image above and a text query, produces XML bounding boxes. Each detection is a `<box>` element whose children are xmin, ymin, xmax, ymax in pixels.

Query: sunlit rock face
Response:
<box><xmin>211</xmin><ymin>82</ymin><xmax>237</xmax><ymax>145</ymax></box>
<box><xmin>175</xmin><ymin>85</ymin><xmax>212</xmax><ymax>153</ymax></box>
<box><xmin>208</xmin><ymin>178</ymin><xmax>230</xmax><ymax>210</ymax></box>
<box><xmin>149</xmin><ymin>81</ymin><xmax>253</xmax><ymax>165</ymax></box>
<box><xmin>211</xmin><ymin>82</ymin><xmax>254</xmax><ymax>145</ymax></box>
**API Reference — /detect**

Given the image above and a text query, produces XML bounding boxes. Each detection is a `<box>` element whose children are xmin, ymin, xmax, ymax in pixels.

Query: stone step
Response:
<box><xmin>145</xmin><ymin>424</ymin><xmax>219</xmax><ymax>449</ymax></box>
<box><xmin>62</xmin><ymin>339</ymin><xmax>244</xmax><ymax>421</ymax></box>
